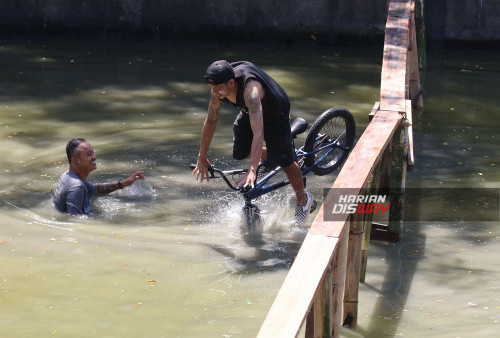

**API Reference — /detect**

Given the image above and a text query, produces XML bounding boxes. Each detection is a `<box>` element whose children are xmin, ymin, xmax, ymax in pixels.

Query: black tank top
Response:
<box><xmin>223</xmin><ymin>61</ymin><xmax>290</xmax><ymax>123</ymax></box>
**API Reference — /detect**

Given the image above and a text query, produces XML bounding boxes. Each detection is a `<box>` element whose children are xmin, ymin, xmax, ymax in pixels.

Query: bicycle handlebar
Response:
<box><xmin>190</xmin><ymin>164</ymin><xmax>246</xmax><ymax>191</ymax></box>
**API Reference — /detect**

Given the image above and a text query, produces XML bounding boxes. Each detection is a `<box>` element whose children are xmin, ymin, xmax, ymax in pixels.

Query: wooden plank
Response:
<box><xmin>370</xmin><ymin>223</ymin><xmax>400</xmax><ymax>242</ymax></box>
<box><xmin>309</xmin><ymin>111</ymin><xmax>402</xmax><ymax>238</ymax></box>
<box><xmin>406</xmin><ymin>100</ymin><xmax>414</xmax><ymax>171</ymax></box>
<box><xmin>257</xmin><ymin>234</ymin><xmax>339</xmax><ymax>338</ymax></box>
<box><xmin>387</xmin><ymin>0</ymin><xmax>412</xmax><ymax>18</ymax></box>
<box><xmin>360</xmin><ymin>157</ymin><xmax>384</xmax><ymax>282</ymax></box>
<box><xmin>380</xmin><ymin>17</ymin><xmax>409</xmax><ymax>112</ymax></box>
<box><xmin>331</xmin><ymin>228</ymin><xmax>349</xmax><ymax>338</ymax></box>
<box><xmin>310</xmin><ymin>264</ymin><xmax>333</xmax><ymax>337</ymax></box>
<box><xmin>380</xmin><ymin>0</ymin><xmax>412</xmax><ymax>112</ymax></box>
<box><xmin>415</xmin><ymin>0</ymin><xmax>427</xmax><ymax>71</ymax></box>
<box><xmin>388</xmin><ymin>124</ymin><xmax>407</xmax><ymax>234</ymax></box>
<box><xmin>258</xmin><ymin>2</ymin><xmax>415</xmax><ymax>336</ymax></box>
<box><xmin>360</xmin><ymin>218</ymin><xmax>372</xmax><ymax>282</ymax></box>
<box><xmin>343</xmin><ymin>213</ymin><xmax>364</xmax><ymax>327</ymax></box>
<box><xmin>368</xmin><ymin>101</ymin><xmax>380</xmax><ymax>121</ymax></box>
<box><xmin>408</xmin><ymin>2</ymin><xmax>424</xmax><ymax>110</ymax></box>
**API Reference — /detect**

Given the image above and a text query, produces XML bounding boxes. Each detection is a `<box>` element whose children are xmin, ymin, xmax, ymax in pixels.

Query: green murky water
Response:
<box><xmin>0</xmin><ymin>37</ymin><xmax>498</xmax><ymax>337</ymax></box>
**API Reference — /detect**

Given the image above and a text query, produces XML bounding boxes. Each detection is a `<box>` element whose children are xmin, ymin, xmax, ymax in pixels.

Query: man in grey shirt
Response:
<box><xmin>52</xmin><ymin>138</ymin><xmax>145</xmax><ymax>215</ymax></box>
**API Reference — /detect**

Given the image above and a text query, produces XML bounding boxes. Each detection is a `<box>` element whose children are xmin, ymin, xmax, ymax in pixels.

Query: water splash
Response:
<box><xmin>113</xmin><ymin>178</ymin><xmax>157</xmax><ymax>202</ymax></box>
<box><xmin>94</xmin><ymin>178</ymin><xmax>157</xmax><ymax>221</ymax></box>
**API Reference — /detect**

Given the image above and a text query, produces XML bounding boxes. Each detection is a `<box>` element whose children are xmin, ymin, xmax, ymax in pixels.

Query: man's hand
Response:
<box><xmin>95</xmin><ymin>171</ymin><xmax>145</xmax><ymax>196</ymax></box>
<box><xmin>122</xmin><ymin>171</ymin><xmax>145</xmax><ymax>187</ymax></box>
<box><xmin>235</xmin><ymin>170</ymin><xmax>256</xmax><ymax>189</ymax></box>
<box><xmin>193</xmin><ymin>157</ymin><xmax>212</xmax><ymax>183</ymax></box>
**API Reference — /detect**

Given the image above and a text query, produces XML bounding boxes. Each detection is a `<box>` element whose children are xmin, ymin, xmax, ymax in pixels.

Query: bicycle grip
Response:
<box><xmin>190</xmin><ymin>164</ymin><xmax>216</xmax><ymax>178</ymax></box>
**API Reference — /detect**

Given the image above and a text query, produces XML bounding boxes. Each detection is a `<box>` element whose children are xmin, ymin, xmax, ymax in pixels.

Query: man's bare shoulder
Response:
<box><xmin>244</xmin><ymin>78</ymin><xmax>265</xmax><ymax>99</ymax></box>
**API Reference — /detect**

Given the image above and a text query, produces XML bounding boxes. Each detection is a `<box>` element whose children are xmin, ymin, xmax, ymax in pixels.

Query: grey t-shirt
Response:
<box><xmin>52</xmin><ymin>171</ymin><xmax>96</xmax><ymax>215</ymax></box>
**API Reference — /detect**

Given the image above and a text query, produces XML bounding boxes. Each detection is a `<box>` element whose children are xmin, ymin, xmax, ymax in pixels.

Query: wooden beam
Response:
<box><xmin>415</xmin><ymin>0</ymin><xmax>427</xmax><ymax>71</ymax></box>
<box><xmin>370</xmin><ymin>223</ymin><xmax>400</xmax><ymax>242</ymax></box>
<box><xmin>331</xmin><ymin>227</ymin><xmax>349</xmax><ymax>337</ymax></box>
<box><xmin>309</xmin><ymin>111</ymin><xmax>402</xmax><ymax>238</ymax></box>
<box><xmin>257</xmin><ymin>1</ymin><xmax>418</xmax><ymax>335</ymax></box>
<box><xmin>406</xmin><ymin>100</ymin><xmax>414</xmax><ymax>171</ymax></box>
<box><xmin>386</xmin><ymin>0</ymin><xmax>412</xmax><ymax>18</ymax></box>
<box><xmin>369</xmin><ymin>102</ymin><xmax>380</xmax><ymax>121</ymax></box>
<box><xmin>388</xmin><ymin>124</ymin><xmax>408</xmax><ymax>234</ymax></box>
<box><xmin>380</xmin><ymin>0</ymin><xmax>412</xmax><ymax>112</ymax></box>
<box><xmin>307</xmin><ymin>263</ymin><xmax>333</xmax><ymax>337</ymax></box>
<box><xmin>360</xmin><ymin>157</ymin><xmax>384</xmax><ymax>282</ymax></box>
<box><xmin>257</xmin><ymin>234</ymin><xmax>339</xmax><ymax>338</ymax></box>
<box><xmin>343</xmin><ymin>213</ymin><xmax>364</xmax><ymax>327</ymax></box>
<box><xmin>259</xmin><ymin>111</ymin><xmax>402</xmax><ymax>337</ymax></box>
<box><xmin>408</xmin><ymin>1</ymin><xmax>424</xmax><ymax>110</ymax></box>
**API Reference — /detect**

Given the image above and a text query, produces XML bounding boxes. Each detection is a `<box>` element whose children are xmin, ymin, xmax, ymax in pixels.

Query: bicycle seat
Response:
<box><xmin>290</xmin><ymin>117</ymin><xmax>309</xmax><ymax>138</ymax></box>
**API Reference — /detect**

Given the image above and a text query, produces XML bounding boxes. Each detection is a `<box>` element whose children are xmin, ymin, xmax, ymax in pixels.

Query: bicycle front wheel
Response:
<box><xmin>242</xmin><ymin>203</ymin><xmax>263</xmax><ymax>245</ymax></box>
<box><xmin>304</xmin><ymin>107</ymin><xmax>356</xmax><ymax>176</ymax></box>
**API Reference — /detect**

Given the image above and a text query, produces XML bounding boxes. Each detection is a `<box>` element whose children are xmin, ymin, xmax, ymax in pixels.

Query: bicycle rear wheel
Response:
<box><xmin>304</xmin><ymin>107</ymin><xmax>355</xmax><ymax>175</ymax></box>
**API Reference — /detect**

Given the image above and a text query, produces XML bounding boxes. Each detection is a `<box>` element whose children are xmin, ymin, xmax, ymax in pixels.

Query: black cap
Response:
<box><xmin>204</xmin><ymin>60</ymin><xmax>235</xmax><ymax>85</ymax></box>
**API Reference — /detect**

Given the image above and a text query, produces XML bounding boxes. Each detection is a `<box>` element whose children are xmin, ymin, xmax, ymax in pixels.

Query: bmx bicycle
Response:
<box><xmin>191</xmin><ymin>107</ymin><xmax>355</xmax><ymax>239</ymax></box>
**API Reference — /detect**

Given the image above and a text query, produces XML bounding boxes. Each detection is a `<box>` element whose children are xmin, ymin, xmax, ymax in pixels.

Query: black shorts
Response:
<box><xmin>232</xmin><ymin>111</ymin><xmax>295</xmax><ymax>168</ymax></box>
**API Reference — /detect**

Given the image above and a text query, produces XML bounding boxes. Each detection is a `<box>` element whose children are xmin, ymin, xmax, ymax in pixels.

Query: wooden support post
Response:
<box><xmin>370</xmin><ymin>222</ymin><xmax>400</xmax><ymax>242</ymax></box>
<box><xmin>306</xmin><ymin>265</ymin><xmax>333</xmax><ymax>338</ymax></box>
<box><xmin>305</xmin><ymin>228</ymin><xmax>348</xmax><ymax>338</ymax></box>
<box><xmin>369</xmin><ymin>102</ymin><xmax>380</xmax><ymax>121</ymax></box>
<box><xmin>405</xmin><ymin>100</ymin><xmax>414</xmax><ymax>171</ymax></box>
<box><xmin>408</xmin><ymin>1</ymin><xmax>424</xmax><ymax>110</ymax></box>
<box><xmin>360</xmin><ymin>214</ymin><xmax>372</xmax><ymax>283</ymax></box>
<box><xmin>342</xmin><ymin>213</ymin><xmax>364</xmax><ymax>327</ymax></box>
<box><xmin>379</xmin><ymin>144</ymin><xmax>391</xmax><ymax>196</ymax></box>
<box><xmin>388</xmin><ymin>124</ymin><xmax>408</xmax><ymax>234</ymax></box>
<box><xmin>360</xmin><ymin>157</ymin><xmax>384</xmax><ymax>282</ymax></box>
<box><xmin>369</xmin><ymin>142</ymin><xmax>401</xmax><ymax>242</ymax></box>
<box><xmin>331</xmin><ymin>228</ymin><xmax>348</xmax><ymax>337</ymax></box>
<box><xmin>415</xmin><ymin>0</ymin><xmax>427</xmax><ymax>71</ymax></box>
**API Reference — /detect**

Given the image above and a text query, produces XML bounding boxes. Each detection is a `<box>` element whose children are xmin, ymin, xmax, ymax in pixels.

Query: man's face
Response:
<box><xmin>74</xmin><ymin>142</ymin><xmax>97</xmax><ymax>173</ymax></box>
<box><xmin>209</xmin><ymin>80</ymin><xmax>232</xmax><ymax>100</ymax></box>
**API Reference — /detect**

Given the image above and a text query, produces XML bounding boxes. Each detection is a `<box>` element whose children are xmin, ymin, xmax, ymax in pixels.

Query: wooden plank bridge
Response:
<box><xmin>257</xmin><ymin>0</ymin><xmax>424</xmax><ymax>336</ymax></box>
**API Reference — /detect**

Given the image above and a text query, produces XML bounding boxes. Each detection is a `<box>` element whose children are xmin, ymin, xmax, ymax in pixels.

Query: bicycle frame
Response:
<box><xmin>200</xmin><ymin>132</ymin><xmax>349</xmax><ymax>206</ymax></box>
<box><xmin>245</xmin><ymin>135</ymin><xmax>349</xmax><ymax>201</ymax></box>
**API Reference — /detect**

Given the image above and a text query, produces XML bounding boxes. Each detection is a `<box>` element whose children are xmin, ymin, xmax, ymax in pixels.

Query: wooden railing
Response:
<box><xmin>257</xmin><ymin>0</ymin><xmax>422</xmax><ymax>337</ymax></box>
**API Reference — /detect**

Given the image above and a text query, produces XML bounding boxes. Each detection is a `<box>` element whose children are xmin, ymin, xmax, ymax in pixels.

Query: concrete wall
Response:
<box><xmin>0</xmin><ymin>0</ymin><xmax>499</xmax><ymax>43</ymax></box>
<box><xmin>425</xmin><ymin>0</ymin><xmax>500</xmax><ymax>41</ymax></box>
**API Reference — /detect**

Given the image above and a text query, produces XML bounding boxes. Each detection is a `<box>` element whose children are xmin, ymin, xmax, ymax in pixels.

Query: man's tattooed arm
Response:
<box><xmin>95</xmin><ymin>182</ymin><xmax>120</xmax><ymax>196</ymax></box>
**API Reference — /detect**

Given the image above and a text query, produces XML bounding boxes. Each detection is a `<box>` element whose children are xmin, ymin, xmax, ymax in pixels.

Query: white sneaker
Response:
<box><xmin>294</xmin><ymin>191</ymin><xmax>314</xmax><ymax>227</ymax></box>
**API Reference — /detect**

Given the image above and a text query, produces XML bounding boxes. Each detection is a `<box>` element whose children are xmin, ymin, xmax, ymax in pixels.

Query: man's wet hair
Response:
<box><xmin>66</xmin><ymin>138</ymin><xmax>86</xmax><ymax>164</ymax></box>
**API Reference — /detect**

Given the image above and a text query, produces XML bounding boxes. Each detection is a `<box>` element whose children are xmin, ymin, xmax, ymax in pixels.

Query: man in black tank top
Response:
<box><xmin>192</xmin><ymin>60</ymin><xmax>313</xmax><ymax>226</ymax></box>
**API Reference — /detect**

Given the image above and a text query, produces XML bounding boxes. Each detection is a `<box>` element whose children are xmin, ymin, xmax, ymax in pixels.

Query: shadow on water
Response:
<box><xmin>208</xmin><ymin>238</ymin><xmax>305</xmax><ymax>275</ymax></box>
<box><xmin>354</xmin><ymin>223</ymin><xmax>427</xmax><ymax>338</ymax></box>
<box><xmin>196</xmin><ymin>186</ymin><xmax>309</xmax><ymax>275</ymax></box>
